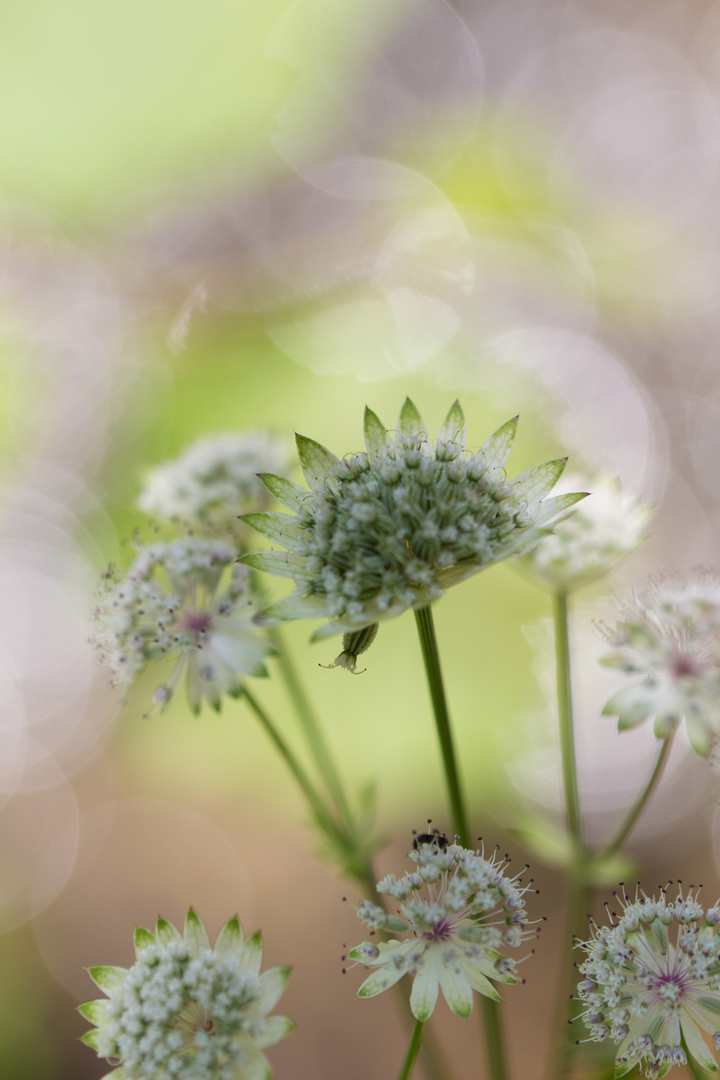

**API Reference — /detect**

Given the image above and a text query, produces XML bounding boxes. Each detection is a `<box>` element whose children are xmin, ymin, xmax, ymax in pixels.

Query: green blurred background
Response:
<box><xmin>3</xmin><ymin>0</ymin><xmax>720</xmax><ymax>1076</ymax></box>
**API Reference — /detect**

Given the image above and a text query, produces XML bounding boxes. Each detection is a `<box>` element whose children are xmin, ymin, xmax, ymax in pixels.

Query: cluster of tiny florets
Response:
<box><xmin>246</xmin><ymin>400</ymin><xmax>583</xmax><ymax>638</ymax></box>
<box><xmin>518</xmin><ymin>473</ymin><xmax>651</xmax><ymax>592</ymax></box>
<box><xmin>599</xmin><ymin>569</ymin><xmax>720</xmax><ymax>754</ymax></box>
<box><xmin>90</xmin><ymin>538</ymin><xmax>271</xmax><ymax>711</ymax></box>
<box><xmin>80</xmin><ymin>910</ymin><xmax>293</xmax><ymax>1080</ymax></box>
<box><xmin>576</xmin><ymin>886</ymin><xmax>720</xmax><ymax>1078</ymax></box>
<box><xmin>96</xmin><ymin>942</ymin><xmax>260</xmax><ymax>1079</ymax></box>
<box><xmin>138</xmin><ymin>432</ymin><xmax>287</xmax><ymax>534</ymax></box>
<box><xmin>346</xmin><ymin>836</ymin><xmax>536</xmax><ymax>1020</ymax></box>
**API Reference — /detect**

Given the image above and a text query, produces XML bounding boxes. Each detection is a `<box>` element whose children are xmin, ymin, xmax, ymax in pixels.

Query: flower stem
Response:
<box><xmin>270</xmin><ymin>627</ymin><xmax>354</xmax><ymax>827</ymax></box>
<box><xmin>414</xmin><ymin>605</ymin><xmax>469</xmax><ymax>847</ymax></box>
<box><xmin>599</xmin><ymin>736</ymin><xmax>674</xmax><ymax>860</ymax></box>
<box><xmin>397</xmin><ymin>1020</ymin><xmax>424</xmax><ymax>1080</ymax></box>
<box><xmin>545</xmin><ymin>591</ymin><xmax>586</xmax><ymax>1080</ymax></box>
<box><xmin>242</xmin><ymin>686</ymin><xmax>344</xmax><ymax>847</ymax></box>
<box><xmin>414</xmin><ymin>604</ymin><xmax>507</xmax><ymax>1080</ymax></box>
<box><xmin>553</xmin><ymin>591</ymin><xmax>584</xmax><ymax>858</ymax></box>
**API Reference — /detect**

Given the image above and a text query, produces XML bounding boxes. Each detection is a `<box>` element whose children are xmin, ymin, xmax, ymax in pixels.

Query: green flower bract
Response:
<box><xmin>244</xmin><ymin>398</ymin><xmax>585</xmax><ymax>639</ymax></box>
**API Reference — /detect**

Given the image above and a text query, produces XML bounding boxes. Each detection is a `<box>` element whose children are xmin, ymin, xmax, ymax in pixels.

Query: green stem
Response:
<box><xmin>599</xmin><ymin>736</ymin><xmax>674</xmax><ymax>860</ymax></box>
<box><xmin>414</xmin><ymin>604</ymin><xmax>507</xmax><ymax>1080</ymax></box>
<box><xmin>546</xmin><ymin>591</ymin><xmax>586</xmax><ymax>1080</ymax></box>
<box><xmin>543</xmin><ymin>874</ymin><xmax>593</xmax><ymax>1080</ymax></box>
<box><xmin>243</xmin><ymin>686</ymin><xmax>344</xmax><ymax>846</ymax></box>
<box><xmin>413</xmin><ymin>605</ymin><xmax>469</xmax><ymax>847</ymax></box>
<box><xmin>357</xmin><ymin>864</ymin><xmax>453</xmax><ymax>1080</ymax></box>
<box><xmin>271</xmin><ymin>627</ymin><xmax>354</xmax><ymax>826</ymax></box>
<box><xmin>243</xmin><ymin>691</ymin><xmax>450</xmax><ymax>1080</ymax></box>
<box><xmin>553</xmin><ymin>591</ymin><xmax>584</xmax><ymax>859</ymax></box>
<box><xmin>397</xmin><ymin>1021</ymin><xmax>424</xmax><ymax>1080</ymax></box>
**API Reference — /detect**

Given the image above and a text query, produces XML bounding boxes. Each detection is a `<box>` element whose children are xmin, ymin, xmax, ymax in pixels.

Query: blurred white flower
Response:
<box><xmin>516</xmin><ymin>473</ymin><xmax>651</xmax><ymax>593</ymax></box>
<box><xmin>91</xmin><ymin>538</ymin><xmax>272</xmax><ymax>714</ymax></box>
<box><xmin>600</xmin><ymin>570</ymin><xmax>720</xmax><ymax>755</ymax></box>
<box><xmin>138</xmin><ymin>433</ymin><xmax>287</xmax><ymax>536</ymax></box>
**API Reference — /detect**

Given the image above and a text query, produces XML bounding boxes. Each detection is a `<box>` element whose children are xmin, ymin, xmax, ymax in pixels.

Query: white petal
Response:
<box><xmin>410</xmin><ymin>947</ymin><xmax>441</xmax><ymax>1021</ymax></box>
<box><xmin>439</xmin><ymin>953</ymin><xmax>473</xmax><ymax>1018</ymax></box>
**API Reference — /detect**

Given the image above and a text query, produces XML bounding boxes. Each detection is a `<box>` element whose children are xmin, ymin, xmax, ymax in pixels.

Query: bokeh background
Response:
<box><xmin>3</xmin><ymin>0</ymin><xmax>720</xmax><ymax>1076</ymax></box>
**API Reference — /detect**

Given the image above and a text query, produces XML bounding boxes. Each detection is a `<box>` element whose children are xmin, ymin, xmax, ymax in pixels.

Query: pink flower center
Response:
<box><xmin>178</xmin><ymin>610</ymin><xmax>214</xmax><ymax>641</ymax></box>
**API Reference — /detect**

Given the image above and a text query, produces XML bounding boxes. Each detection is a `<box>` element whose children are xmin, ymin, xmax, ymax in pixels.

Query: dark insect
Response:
<box><xmin>412</xmin><ymin>830</ymin><xmax>448</xmax><ymax>852</ymax></box>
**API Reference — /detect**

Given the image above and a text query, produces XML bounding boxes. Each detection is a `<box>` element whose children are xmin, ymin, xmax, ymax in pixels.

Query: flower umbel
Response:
<box><xmin>599</xmin><ymin>569</ymin><xmax>720</xmax><ymax>754</ymax></box>
<box><xmin>244</xmin><ymin>398</ymin><xmax>585</xmax><ymax>639</ymax></box>
<box><xmin>80</xmin><ymin>907</ymin><xmax>293</xmax><ymax>1080</ymax></box>
<box><xmin>576</xmin><ymin>885</ymin><xmax>720</xmax><ymax>1078</ymax></box>
<box><xmin>91</xmin><ymin>538</ymin><xmax>273</xmax><ymax>713</ymax></box>
<box><xmin>345</xmin><ymin>835</ymin><xmax>535</xmax><ymax>1021</ymax></box>
<box><xmin>517</xmin><ymin>473</ymin><xmax>651</xmax><ymax>593</ymax></box>
<box><xmin>138</xmin><ymin>432</ymin><xmax>287</xmax><ymax>536</ymax></box>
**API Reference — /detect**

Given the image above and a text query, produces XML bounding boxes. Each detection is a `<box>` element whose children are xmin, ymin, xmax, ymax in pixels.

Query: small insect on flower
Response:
<box><xmin>138</xmin><ymin>431</ymin><xmax>287</xmax><ymax>537</ymax></box>
<box><xmin>599</xmin><ymin>569</ymin><xmax>720</xmax><ymax>755</ymax></box>
<box><xmin>79</xmin><ymin>907</ymin><xmax>293</xmax><ymax>1080</ymax></box>
<box><xmin>575</xmin><ymin>883</ymin><xmax>720</xmax><ymax>1078</ymax></box>
<box><xmin>345</xmin><ymin>836</ymin><xmax>537</xmax><ymax>1021</ymax></box>
<box><xmin>243</xmin><ymin>398</ymin><xmax>585</xmax><ymax>643</ymax></box>
<box><xmin>90</xmin><ymin>538</ymin><xmax>273</xmax><ymax>714</ymax></box>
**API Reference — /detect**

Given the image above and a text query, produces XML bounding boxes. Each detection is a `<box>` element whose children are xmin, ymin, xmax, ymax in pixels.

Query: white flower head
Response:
<box><xmin>599</xmin><ymin>569</ymin><xmax>720</xmax><ymax>755</ymax></box>
<box><xmin>517</xmin><ymin>473</ymin><xmax>652</xmax><ymax>593</ymax></box>
<box><xmin>138</xmin><ymin>433</ymin><xmax>287</xmax><ymax>536</ymax></box>
<box><xmin>80</xmin><ymin>907</ymin><xmax>293</xmax><ymax>1080</ymax></box>
<box><xmin>243</xmin><ymin>398</ymin><xmax>585</xmax><ymax>640</ymax></box>
<box><xmin>90</xmin><ymin>538</ymin><xmax>273</xmax><ymax>714</ymax></box>
<box><xmin>345</xmin><ymin>834</ymin><xmax>536</xmax><ymax>1021</ymax></box>
<box><xmin>576</xmin><ymin>885</ymin><xmax>720</xmax><ymax>1078</ymax></box>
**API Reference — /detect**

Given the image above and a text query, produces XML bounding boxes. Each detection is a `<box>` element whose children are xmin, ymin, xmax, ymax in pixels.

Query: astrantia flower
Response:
<box><xmin>91</xmin><ymin>538</ymin><xmax>272</xmax><ymax>713</ymax></box>
<box><xmin>599</xmin><ymin>570</ymin><xmax>720</xmax><ymax>755</ymax></box>
<box><xmin>138</xmin><ymin>433</ymin><xmax>287</xmax><ymax>535</ymax></box>
<box><xmin>576</xmin><ymin>885</ymin><xmax>720</xmax><ymax>1078</ymax></box>
<box><xmin>80</xmin><ymin>907</ymin><xmax>293</xmax><ymax>1080</ymax></box>
<box><xmin>244</xmin><ymin>398</ymin><xmax>585</xmax><ymax>639</ymax></box>
<box><xmin>517</xmin><ymin>473</ymin><xmax>651</xmax><ymax>593</ymax></box>
<box><xmin>345</xmin><ymin>835</ymin><xmax>535</xmax><ymax>1021</ymax></box>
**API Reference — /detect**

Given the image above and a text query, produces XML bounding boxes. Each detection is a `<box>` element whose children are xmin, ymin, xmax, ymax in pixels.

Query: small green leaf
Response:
<box><xmin>133</xmin><ymin>926</ymin><xmax>155</xmax><ymax>955</ymax></box>
<box><xmin>215</xmin><ymin>915</ymin><xmax>243</xmax><ymax>955</ymax></box>
<box><xmin>156</xmin><ymin>917</ymin><xmax>181</xmax><ymax>945</ymax></box>
<box><xmin>78</xmin><ymin>999</ymin><xmax>110</xmax><ymax>1025</ymax></box>
<box><xmin>87</xmin><ymin>966</ymin><xmax>128</xmax><ymax>994</ymax></box>
<box><xmin>398</xmin><ymin>398</ymin><xmax>425</xmax><ymax>441</ymax></box>
<box><xmin>686</xmin><ymin>713</ymin><xmax>713</xmax><ymax>757</ymax></box>
<box><xmin>438</xmin><ymin>400</ymin><xmax>466</xmax><ymax>449</ymax></box>
<box><xmin>363</xmin><ymin>406</ymin><xmax>389</xmax><ymax>452</ymax></box>
<box><xmin>240</xmin><ymin>930</ymin><xmax>264</xmax><ymax>975</ymax></box>
<box><xmin>480</xmin><ymin>416</ymin><xmax>518</xmax><ymax>470</ymax></box>
<box><xmin>650</xmin><ymin>920</ymin><xmax>668</xmax><ymax>956</ymax></box>
<box><xmin>243</xmin><ymin>512</ymin><xmax>303</xmax><ymax>547</ymax></box>
<box><xmin>383</xmin><ymin>916</ymin><xmax>408</xmax><ymax>932</ymax></box>
<box><xmin>512</xmin><ymin>458</ymin><xmax>567</xmax><ymax>507</ymax></box>
<box><xmin>681</xmin><ymin>1013</ymin><xmax>718</xmax><ymax>1071</ymax></box>
<box><xmin>79</xmin><ymin>1028</ymin><xmax>102</xmax><ymax>1049</ymax></box>
<box><xmin>264</xmin><ymin>593</ymin><xmax>329</xmax><ymax>620</ymax></box>
<box><xmin>533</xmin><ymin>490</ymin><xmax>588</xmax><ymax>525</ymax></box>
<box><xmin>258</xmin><ymin>473</ymin><xmax>309</xmax><ymax>512</ymax></box>
<box><xmin>184</xmin><ymin>907</ymin><xmax>210</xmax><ymax>953</ymax></box>
<box><xmin>295</xmin><ymin>434</ymin><xmax>340</xmax><ymax>489</ymax></box>
<box><xmin>243</xmin><ymin>550</ymin><xmax>312</xmax><ymax>580</ymax></box>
